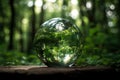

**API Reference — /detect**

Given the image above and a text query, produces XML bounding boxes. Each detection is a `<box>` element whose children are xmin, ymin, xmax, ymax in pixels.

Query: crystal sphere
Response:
<box><xmin>34</xmin><ymin>18</ymin><xmax>82</xmax><ymax>67</ymax></box>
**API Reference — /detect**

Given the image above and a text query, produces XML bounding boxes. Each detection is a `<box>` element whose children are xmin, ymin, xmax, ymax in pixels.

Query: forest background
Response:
<box><xmin>0</xmin><ymin>0</ymin><xmax>120</xmax><ymax>67</ymax></box>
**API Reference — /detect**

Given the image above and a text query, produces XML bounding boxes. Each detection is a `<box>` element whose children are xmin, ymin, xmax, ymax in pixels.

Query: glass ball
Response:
<box><xmin>34</xmin><ymin>18</ymin><xmax>83</xmax><ymax>67</ymax></box>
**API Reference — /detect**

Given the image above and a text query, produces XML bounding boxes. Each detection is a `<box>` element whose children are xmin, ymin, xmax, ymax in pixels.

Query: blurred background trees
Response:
<box><xmin>0</xmin><ymin>0</ymin><xmax>120</xmax><ymax>67</ymax></box>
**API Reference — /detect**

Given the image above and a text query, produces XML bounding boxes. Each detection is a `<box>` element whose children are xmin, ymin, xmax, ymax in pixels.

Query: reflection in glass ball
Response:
<box><xmin>34</xmin><ymin>18</ymin><xmax>83</xmax><ymax>67</ymax></box>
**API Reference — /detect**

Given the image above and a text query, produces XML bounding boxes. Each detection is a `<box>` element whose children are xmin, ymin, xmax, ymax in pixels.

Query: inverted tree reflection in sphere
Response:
<box><xmin>34</xmin><ymin>18</ymin><xmax>83</xmax><ymax>67</ymax></box>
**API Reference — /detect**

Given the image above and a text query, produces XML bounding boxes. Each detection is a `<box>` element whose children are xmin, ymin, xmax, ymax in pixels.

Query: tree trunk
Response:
<box><xmin>78</xmin><ymin>0</ymin><xmax>85</xmax><ymax>27</ymax></box>
<box><xmin>78</xmin><ymin>0</ymin><xmax>87</xmax><ymax>36</ymax></box>
<box><xmin>27</xmin><ymin>0</ymin><xmax>36</xmax><ymax>53</ymax></box>
<box><xmin>0</xmin><ymin>2</ymin><xmax>5</xmax><ymax>44</ymax></box>
<box><xmin>0</xmin><ymin>18</ymin><xmax>5</xmax><ymax>45</ymax></box>
<box><xmin>39</xmin><ymin>0</ymin><xmax>45</xmax><ymax>26</ymax></box>
<box><xmin>98</xmin><ymin>0</ymin><xmax>108</xmax><ymax>33</ymax></box>
<box><xmin>116</xmin><ymin>0</ymin><xmax>120</xmax><ymax>45</ymax></box>
<box><xmin>8</xmin><ymin>0</ymin><xmax>15</xmax><ymax>50</ymax></box>
<box><xmin>87</xmin><ymin>0</ymin><xmax>96</xmax><ymax>28</ymax></box>
<box><xmin>19</xmin><ymin>20</ymin><xmax>24</xmax><ymax>52</ymax></box>
<box><xmin>61</xmin><ymin>0</ymin><xmax>68</xmax><ymax>18</ymax></box>
<box><xmin>0</xmin><ymin>21</ymin><xmax>4</xmax><ymax>44</ymax></box>
<box><xmin>31</xmin><ymin>0</ymin><xmax>36</xmax><ymax>41</ymax></box>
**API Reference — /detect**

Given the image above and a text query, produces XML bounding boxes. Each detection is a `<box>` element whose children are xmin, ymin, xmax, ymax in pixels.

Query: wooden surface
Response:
<box><xmin>0</xmin><ymin>66</ymin><xmax>120</xmax><ymax>80</ymax></box>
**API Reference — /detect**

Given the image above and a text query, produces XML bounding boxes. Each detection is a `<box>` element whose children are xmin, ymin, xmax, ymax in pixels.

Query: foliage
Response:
<box><xmin>76</xmin><ymin>26</ymin><xmax>120</xmax><ymax>67</ymax></box>
<box><xmin>0</xmin><ymin>45</ymin><xmax>41</xmax><ymax>65</ymax></box>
